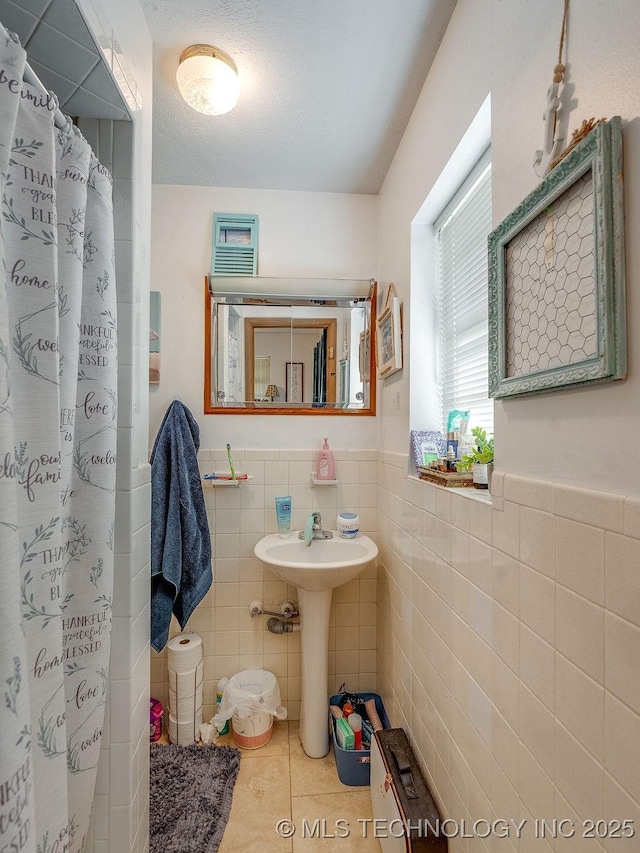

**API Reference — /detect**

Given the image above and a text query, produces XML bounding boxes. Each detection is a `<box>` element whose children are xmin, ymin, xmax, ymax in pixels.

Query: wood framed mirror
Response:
<box><xmin>204</xmin><ymin>276</ymin><xmax>377</xmax><ymax>415</ymax></box>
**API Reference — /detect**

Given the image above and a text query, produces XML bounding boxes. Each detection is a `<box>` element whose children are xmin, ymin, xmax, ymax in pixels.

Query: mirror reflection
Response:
<box><xmin>205</xmin><ymin>278</ymin><xmax>376</xmax><ymax>414</ymax></box>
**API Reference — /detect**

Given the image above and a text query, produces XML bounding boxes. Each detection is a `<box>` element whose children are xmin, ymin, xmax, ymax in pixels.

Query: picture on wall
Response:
<box><xmin>149</xmin><ymin>291</ymin><xmax>161</xmax><ymax>384</ymax></box>
<box><xmin>376</xmin><ymin>284</ymin><xmax>402</xmax><ymax>378</ymax></box>
<box><xmin>286</xmin><ymin>361</ymin><xmax>303</xmax><ymax>402</ymax></box>
<box><xmin>488</xmin><ymin>117</ymin><xmax>626</xmax><ymax>398</ymax></box>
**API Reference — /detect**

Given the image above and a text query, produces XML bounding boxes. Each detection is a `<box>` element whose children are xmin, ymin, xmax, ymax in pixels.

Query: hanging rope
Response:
<box><xmin>545</xmin><ymin>0</ymin><xmax>604</xmax><ymax>172</ymax></box>
<box><xmin>545</xmin><ymin>0</ymin><xmax>570</xmax><ymax>172</ymax></box>
<box><xmin>553</xmin><ymin>0</ymin><xmax>570</xmax><ymax>85</ymax></box>
<box><xmin>557</xmin><ymin>0</ymin><xmax>570</xmax><ymax>66</ymax></box>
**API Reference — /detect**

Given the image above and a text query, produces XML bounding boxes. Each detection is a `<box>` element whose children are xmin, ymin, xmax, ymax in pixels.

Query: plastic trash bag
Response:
<box><xmin>198</xmin><ymin>721</ymin><xmax>219</xmax><ymax>745</ymax></box>
<box><xmin>212</xmin><ymin>669</ymin><xmax>287</xmax><ymax>728</ymax></box>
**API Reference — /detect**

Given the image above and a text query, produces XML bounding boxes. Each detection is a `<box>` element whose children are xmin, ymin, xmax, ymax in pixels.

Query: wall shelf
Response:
<box><xmin>310</xmin><ymin>474</ymin><xmax>339</xmax><ymax>486</ymax></box>
<box><xmin>202</xmin><ymin>473</ymin><xmax>253</xmax><ymax>487</ymax></box>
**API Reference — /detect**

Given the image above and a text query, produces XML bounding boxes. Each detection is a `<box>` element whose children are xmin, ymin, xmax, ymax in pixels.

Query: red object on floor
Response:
<box><xmin>150</xmin><ymin>697</ymin><xmax>163</xmax><ymax>743</ymax></box>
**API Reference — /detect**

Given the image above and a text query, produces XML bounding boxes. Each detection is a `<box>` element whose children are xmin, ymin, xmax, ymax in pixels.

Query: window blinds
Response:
<box><xmin>436</xmin><ymin>152</ymin><xmax>493</xmax><ymax>434</ymax></box>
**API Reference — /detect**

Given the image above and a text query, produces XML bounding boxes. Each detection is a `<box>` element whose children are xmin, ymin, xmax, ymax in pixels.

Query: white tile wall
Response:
<box><xmin>0</xmin><ymin>0</ymin><xmax>130</xmax><ymax>119</ymax></box>
<box><xmin>145</xmin><ymin>444</ymin><xmax>640</xmax><ymax>850</ymax></box>
<box><xmin>151</xmin><ymin>447</ymin><xmax>379</xmax><ymax>724</ymax></box>
<box><xmin>377</xmin><ymin>458</ymin><xmax>640</xmax><ymax>852</ymax></box>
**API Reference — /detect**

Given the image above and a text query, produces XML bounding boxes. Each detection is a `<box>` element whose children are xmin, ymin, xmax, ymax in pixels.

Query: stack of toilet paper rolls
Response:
<box><xmin>167</xmin><ymin>633</ymin><xmax>203</xmax><ymax>745</ymax></box>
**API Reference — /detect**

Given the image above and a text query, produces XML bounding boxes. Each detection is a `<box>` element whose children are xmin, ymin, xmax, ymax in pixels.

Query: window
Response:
<box><xmin>435</xmin><ymin>149</ymin><xmax>493</xmax><ymax>434</ymax></box>
<box><xmin>254</xmin><ymin>355</ymin><xmax>271</xmax><ymax>400</ymax></box>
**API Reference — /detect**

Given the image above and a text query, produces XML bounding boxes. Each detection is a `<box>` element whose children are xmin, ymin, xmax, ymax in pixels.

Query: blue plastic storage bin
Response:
<box><xmin>329</xmin><ymin>692</ymin><xmax>389</xmax><ymax>786</ymax></box>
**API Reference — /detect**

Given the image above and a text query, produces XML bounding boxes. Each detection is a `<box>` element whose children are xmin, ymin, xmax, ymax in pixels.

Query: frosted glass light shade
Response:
<box><xmin>176</xmin><ymin>45</ymin><xmax>240</xmax><ymax>116</ymax></box>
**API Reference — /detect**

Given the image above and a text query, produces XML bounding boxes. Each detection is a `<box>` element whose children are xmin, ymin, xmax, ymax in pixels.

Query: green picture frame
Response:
<box><xmin>488</xmin><ymin>116</ymin><xmax>626</xmax><ymax>399</ymax></box>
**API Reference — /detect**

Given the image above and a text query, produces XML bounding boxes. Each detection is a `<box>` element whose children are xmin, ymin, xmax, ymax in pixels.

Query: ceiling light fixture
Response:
<box><xmin>176</xmin><ymin>44</ymin><xmax>240</xmax><ymax>116</ymax></box>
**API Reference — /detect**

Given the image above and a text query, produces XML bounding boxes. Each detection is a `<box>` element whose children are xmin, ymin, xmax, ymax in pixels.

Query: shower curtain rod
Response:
<box><xmin>22</xmin><ymin>59</ymin><xmax>71</xmax><ymax>131</ymax></box>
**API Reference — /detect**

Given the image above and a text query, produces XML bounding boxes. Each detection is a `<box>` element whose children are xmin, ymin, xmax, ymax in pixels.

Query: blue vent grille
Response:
<box><xmin>211</xmin><ymin>213</ymin><xmax>258</xmax><ymax>276</ymax></box>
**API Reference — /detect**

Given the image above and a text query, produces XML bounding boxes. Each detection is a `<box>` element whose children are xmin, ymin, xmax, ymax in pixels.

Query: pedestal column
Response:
<box><xmin>297</xmin><ymin>587</ymin><xmax>333</xmax><ymax>757</ymax></box>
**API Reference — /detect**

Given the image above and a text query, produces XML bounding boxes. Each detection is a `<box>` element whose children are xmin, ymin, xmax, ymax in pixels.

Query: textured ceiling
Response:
<box><xmin>0</xmin><ymin>0</ymin><xmax>457</xmax><ymax>193</ymax></box>
<box><xmin>140</xmin><ymin>0</ymin><xmax>457</xmax><ymax>193</ymax></box>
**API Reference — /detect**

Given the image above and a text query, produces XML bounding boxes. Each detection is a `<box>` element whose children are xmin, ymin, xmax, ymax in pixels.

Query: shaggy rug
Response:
<box><xmin>150</xmin><ymin>743</ymin><xmax>241</xmax><ymax>853</ymax></box>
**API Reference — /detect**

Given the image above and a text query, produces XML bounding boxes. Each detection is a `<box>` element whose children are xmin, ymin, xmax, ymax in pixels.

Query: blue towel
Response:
<box><xmin>150</xmin><ymin>401</ymin><xmax>212</xmax><ymax>652</ymax></box>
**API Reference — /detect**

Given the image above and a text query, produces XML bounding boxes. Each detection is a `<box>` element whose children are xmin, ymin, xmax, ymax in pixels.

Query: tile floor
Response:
<box><xmin>216</xmin><ymin>721</ymin><xmax>383</xmax><ymax>852</ymax></box>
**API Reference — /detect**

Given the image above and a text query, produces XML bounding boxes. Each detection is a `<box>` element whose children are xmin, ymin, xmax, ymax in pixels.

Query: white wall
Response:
<box><xmin>376</xmin><ymin>0</ymin><xmax>492</xmax><ymax>458</ymax></box>
<box><xmin>490</xmin><ymin>0</ymin><xmax>640</xmax><ymax>495</ymax></box>
<box><xmin>378</xmin><ymin>0</ymin><xmax>640</xmax><ymax>495</ymax></box>
<box><xmin>149</xmin><ymin>185</ymin><xmax>378</xmax><ymax>449</ymax></box>
<box><xmin>151</xmin><ymin>445</ymin><xmax>379</xmax><ymax>726</ymax></box>
<box><xmin>375</xmin><ymin>1</ymin><xmax>640</xmax><ymax>848</ymax></box>
<box><xmin>377</xmin><ymin>460</ymin><xmax>640</xmax><ymax>853</ymax></box>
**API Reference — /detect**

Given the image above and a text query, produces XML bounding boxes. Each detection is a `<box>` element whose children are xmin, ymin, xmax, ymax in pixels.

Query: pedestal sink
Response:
<box><xmin>254</xmin><ymin>532</ymin><xmax>378</xmax><ymax>757</ymax></box>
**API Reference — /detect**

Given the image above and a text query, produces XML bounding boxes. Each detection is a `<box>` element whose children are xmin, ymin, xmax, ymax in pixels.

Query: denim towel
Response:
<box><xmin>150</xmin><ymin>401</ymin><xmax>212</xmax><ymax>652</ymax></box>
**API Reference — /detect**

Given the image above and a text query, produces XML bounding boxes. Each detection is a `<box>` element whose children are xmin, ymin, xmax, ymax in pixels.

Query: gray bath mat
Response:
<box><xmin>150</xmin><ymin>743</ymin><xmax>240</xmax><ymax>853</ymax></box>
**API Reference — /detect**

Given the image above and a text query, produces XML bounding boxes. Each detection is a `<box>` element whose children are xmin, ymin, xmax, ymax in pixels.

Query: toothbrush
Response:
<box><xmin>226</xmin><ymin>443</ymin><xmax>236</xmax><ymax>481</ymax></box>
<box><xmin>203</xmin><ymin>473</ymin><xmax>249</xmax><ymax>481</ymax></box>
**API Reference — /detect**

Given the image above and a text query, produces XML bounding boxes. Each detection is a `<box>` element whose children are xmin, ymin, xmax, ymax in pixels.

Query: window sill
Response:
<box><xmin>407</xmin><ymin>473</ymin><xmax>493</xmax><ymax>505</ymax></box>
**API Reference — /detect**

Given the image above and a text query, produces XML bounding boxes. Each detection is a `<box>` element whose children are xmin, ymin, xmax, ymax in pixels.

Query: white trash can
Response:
<box><xmin>212</xmin><ymin>669</ymin><xmax>287</xmax><ymax>750</ymax></box>
<box><xmin>232</xmin><ymin>708</ymin><xmax>274</xmax><ymax>749</ymax></box>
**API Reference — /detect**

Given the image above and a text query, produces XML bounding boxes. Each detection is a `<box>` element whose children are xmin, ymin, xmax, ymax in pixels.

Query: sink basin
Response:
<box><xmin>254</xmin><ymin>532</ymin><xmax>378</xmax><ymax>591</ymax></box>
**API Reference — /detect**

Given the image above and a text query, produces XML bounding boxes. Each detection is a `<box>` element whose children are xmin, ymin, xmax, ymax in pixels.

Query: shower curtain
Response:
<box><xmin>0</xmin><ymin>27</ymin><xmax>117</xmax><ymax>853</ymax></box>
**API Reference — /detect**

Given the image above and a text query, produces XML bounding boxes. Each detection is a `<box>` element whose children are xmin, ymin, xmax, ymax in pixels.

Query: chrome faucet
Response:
<box><xmin>299</xmin><ymin>511</ymin><xmax>333</xmax><ymax>545</ymax></box>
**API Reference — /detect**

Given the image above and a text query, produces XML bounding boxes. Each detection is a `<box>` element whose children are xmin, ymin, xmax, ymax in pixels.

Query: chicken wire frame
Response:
<box><xmin>488</xmin><ymin>116</ymin><xmax>626</xmax><ymax>399</ymax></box>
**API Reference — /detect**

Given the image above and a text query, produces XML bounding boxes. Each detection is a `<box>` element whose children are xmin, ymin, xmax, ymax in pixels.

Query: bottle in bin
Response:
<box><xmin>348</xmin><ymin>713</ymin><xmax>362</xmax><ymax>749</ymax></box>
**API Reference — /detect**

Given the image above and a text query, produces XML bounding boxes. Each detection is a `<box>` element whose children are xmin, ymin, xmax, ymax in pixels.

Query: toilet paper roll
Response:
<box><xmin>168</xmin><ymin>661</ymin><xmax>204</xmax><ymax>695</ymax></box>
<box><xmin>169</xmin><ymin>685</ymin><xmax>204</xmax><ymax>720</ymax></box>
<box><xmin>168</xmin><ymin>709</ymin><xmax>203</xmax><ymax>746</ymax></box>
<box><xmin>167</xmin><ymin>633</ymin><xmax>203</xmax><ymax>673</ymax></box>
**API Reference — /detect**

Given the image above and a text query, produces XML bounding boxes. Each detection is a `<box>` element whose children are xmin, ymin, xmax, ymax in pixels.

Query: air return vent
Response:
<box><xmin>211</xmin><ymin>213</ymin><xmax>258</xmax><ymax>276</ymax></box>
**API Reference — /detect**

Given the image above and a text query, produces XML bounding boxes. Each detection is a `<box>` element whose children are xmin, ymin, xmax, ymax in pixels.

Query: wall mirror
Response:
<box><xmin>204</xmin><ymin>276</ymin><xmax>377</xmax><ymax>415</ymax></box>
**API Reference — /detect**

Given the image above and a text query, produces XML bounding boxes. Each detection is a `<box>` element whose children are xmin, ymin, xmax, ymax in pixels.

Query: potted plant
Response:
<box><xmin>456</xmin><ymin>426</ymin><xmax>494</xmax><ymax>489</ymax></box>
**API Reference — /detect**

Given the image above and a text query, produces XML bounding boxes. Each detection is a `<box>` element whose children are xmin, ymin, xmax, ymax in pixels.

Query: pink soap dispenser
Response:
<box><xmin>316</xmin><ymin>437</ymin><xmax>336</xmax><ymax>481</ymax></box>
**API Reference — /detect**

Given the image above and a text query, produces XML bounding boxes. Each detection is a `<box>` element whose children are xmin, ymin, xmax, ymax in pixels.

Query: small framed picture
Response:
<box><xmin>376</xmin><ymin>285</ymin><xmax>402</xmax><ymax>378</ymax></box>
<box><xmin>286</xmin><ymin>362</ymin><xmax>304</xmax><ymax>402</ymax></box>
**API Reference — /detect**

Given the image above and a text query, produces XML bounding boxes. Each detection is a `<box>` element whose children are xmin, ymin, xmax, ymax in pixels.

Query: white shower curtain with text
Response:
<box><xmin>0</xmin><ymin>26</ymin><xmax>117</xmax><ymax>853</ymax></box>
